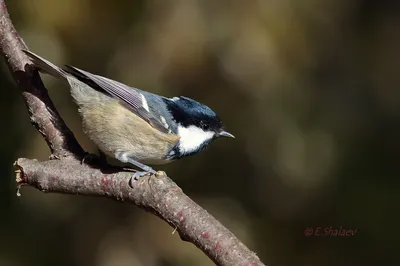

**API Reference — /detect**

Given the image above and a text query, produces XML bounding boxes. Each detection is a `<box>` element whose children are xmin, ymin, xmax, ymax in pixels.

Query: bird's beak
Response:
<box><xmin>218</xmin><ymin>130</ymin><xmax>235</xmax><ymax>138</ymax></box>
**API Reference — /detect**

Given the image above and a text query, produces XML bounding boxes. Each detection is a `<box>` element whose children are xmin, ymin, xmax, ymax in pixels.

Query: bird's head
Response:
<box><xmin>166</xmin><ymin>96</ymin><xmax>234</xmax><ymax>157</ymax></box>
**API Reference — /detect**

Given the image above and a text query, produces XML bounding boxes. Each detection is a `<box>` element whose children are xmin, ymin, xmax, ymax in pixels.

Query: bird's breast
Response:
<box><xmin>78</xmin><ymin>99</ymin><xmax>180</xmax><ymax>163</ymax></box>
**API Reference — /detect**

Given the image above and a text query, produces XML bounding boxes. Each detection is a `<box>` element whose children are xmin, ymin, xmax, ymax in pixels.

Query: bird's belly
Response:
<box><xmin>78</xmin><ymin>101</ymin><xmax>179</xmax><ymax>164</ymax></box>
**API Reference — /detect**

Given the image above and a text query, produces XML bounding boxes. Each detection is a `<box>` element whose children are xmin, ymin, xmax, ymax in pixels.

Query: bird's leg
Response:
<box><xmin>115</xmin><ymin>152</ymin><xmax>157</xmax><ymax>186</ymax></box>
<box><xmin>125</xmin><ymin>159</ymin><xmax>156</xmax><ymax>174</ymax></box>
<box><xmin>126</xmin><ymin>159</ymin><xmax>157</xmax><ymax>186</ymax></box>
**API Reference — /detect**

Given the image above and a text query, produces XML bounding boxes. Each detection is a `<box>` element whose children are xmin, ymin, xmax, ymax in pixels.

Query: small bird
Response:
<box><xmin>23</xmin><ymin>50</ymin><xmax>234</xmax><ymax>180</ymax></box>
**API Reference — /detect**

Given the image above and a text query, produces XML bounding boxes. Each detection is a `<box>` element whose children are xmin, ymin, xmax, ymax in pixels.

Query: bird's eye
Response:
<box><xmin>199</xmin><ymin>121</ymin><xmax>210</xmax><ymax>131</ymax></box>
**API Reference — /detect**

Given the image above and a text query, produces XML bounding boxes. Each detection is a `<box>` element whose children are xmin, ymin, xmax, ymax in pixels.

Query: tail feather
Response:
<box><xmin>22</xmin><ymin>50</ymin><xmax>68</xmax><ymax>80</ymax></box>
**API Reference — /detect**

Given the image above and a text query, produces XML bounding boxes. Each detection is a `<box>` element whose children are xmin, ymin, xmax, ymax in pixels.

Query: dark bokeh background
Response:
<box><xmin>2</xmin><ymin>0</ymin><xmax>400</xmax><ymax>265</ymax></box>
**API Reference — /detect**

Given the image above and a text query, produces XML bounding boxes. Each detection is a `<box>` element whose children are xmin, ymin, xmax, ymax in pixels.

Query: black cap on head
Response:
<box><xmin>165</xmin><ymin>96</ymin><xmax>223</xmax><ymax>132</ymax></box>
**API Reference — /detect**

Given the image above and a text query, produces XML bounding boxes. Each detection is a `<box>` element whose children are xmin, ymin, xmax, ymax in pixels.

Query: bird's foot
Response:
<box><xmin>128</xmin><ymin>167</ymin><xmax>157</xmax><ymax>187</ymax></box>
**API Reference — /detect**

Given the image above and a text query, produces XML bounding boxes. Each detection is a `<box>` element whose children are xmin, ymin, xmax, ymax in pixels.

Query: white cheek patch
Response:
<box><xmin>177</xmin><ymin>125</ymin><xmax>214</xmax><ymax>154</ymax></box>
<box><xmin>140</xmin><ymin>93</ymin><xmax>150</xmax><ymax>112</ymax></box>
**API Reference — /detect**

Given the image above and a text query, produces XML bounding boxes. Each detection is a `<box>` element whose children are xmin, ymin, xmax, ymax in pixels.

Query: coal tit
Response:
<box><xmin>23</xmin><ymin>50</ymin><xmax>234</xmax><ymax>179</ymax></box>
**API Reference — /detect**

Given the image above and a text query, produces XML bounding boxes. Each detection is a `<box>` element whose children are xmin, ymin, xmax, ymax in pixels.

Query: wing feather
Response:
<box><xmin>64</xmin><ymin>65</ymin><xmax>170</xmax><ymax>134</ymax></box>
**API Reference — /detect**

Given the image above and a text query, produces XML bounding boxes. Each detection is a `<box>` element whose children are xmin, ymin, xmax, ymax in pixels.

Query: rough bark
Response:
<box><xmin>0</xmin><ymin>0</ymin><xmax>84</xmax><ymax>159</ymax></box>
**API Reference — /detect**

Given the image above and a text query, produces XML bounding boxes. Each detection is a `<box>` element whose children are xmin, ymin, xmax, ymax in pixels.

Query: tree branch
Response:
<box><xmin>0</xmin><ymin>0</ymin><xmax>84</xmax><ymax>158</ymax></box>
<box><xmin>1</xmin><ymin>0</ymin><xmax>265</xmax><ymax>265</ymax></box>
<box><xmin>15</xmin><ymin>158</ymin><xmax>262</xmax><ymax>265</ymax></box>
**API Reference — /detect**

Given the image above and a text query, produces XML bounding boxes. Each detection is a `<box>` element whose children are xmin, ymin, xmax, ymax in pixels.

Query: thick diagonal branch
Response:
<box><xmin>15</xmin><ymin>158</ymin><xmax>263</xmax><ymax>266</ymax></box>
<box><xmin>0</xmin><ymin>0</ymin><xmax>84</xmax><ymax>158</ymax></box>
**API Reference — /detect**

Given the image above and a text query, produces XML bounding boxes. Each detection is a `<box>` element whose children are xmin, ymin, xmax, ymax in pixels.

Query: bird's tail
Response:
<box><xmin>22</xmin><ymin>50</ymin><xmax>68</xmax><ymax>80</ymax></box>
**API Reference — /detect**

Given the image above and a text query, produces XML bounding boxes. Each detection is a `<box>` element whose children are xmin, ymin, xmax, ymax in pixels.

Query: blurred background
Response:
<box><xmin>1</xmin><ymin>0</ymin><xmax>399</xmax><ymax>265</ymax></box>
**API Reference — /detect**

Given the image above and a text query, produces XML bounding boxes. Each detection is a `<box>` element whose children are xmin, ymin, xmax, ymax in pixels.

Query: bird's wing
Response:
<box><xmin>64</xmin><ymin>65</ymin><xmax>170</xmax><ymax>134</ymax></box>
